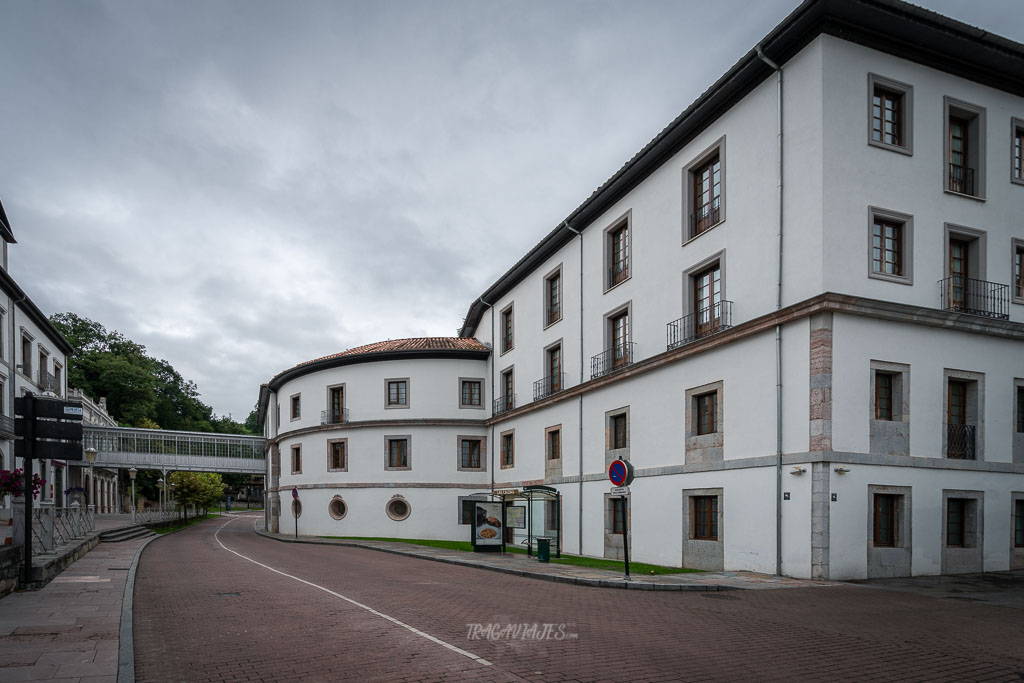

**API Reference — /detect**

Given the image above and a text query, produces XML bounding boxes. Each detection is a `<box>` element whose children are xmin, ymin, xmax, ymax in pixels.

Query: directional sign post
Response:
<box><xmin>608</xmin><ymin>458</ymin><xmax>635</xmax><ymax>581</ymax></box>
<box><xmin>14</xmin><ymin>393</ymin><xmax>85</xmax><ymax>587</ymax></box>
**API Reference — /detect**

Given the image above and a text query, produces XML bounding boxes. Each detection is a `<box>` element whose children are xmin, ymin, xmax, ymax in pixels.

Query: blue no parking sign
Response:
<box><xmin>608</xmin><ymin>458</ymin><xmax>635</xmax><ymax>487</ymax></box>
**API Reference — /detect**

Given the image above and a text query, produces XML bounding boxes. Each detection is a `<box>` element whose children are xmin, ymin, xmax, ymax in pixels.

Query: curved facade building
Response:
<box><xmin>260</xmin><ymin>338</ymin><xmax>491</xmax><ymax>539</ymax></box>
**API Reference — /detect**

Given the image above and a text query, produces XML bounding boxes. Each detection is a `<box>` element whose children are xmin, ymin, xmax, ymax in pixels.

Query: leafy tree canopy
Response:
<box><xmin>50</xmin><ymin>312</ymin><xmax>254</xmax><ymax>434</ymax></box>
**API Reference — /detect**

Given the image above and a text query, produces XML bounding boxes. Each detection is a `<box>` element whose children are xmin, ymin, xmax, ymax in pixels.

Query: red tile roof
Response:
<box><xmin>296</xmin><ymin>337</ymin><xmax>489</xmax><ymax>368</ymax></box>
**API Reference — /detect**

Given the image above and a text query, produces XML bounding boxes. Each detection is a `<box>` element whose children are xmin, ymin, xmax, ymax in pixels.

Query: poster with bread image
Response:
<box><xmin>474</xmin><ymin>501</ymin><xmax>503</xmax><ymax>545</ymax></box>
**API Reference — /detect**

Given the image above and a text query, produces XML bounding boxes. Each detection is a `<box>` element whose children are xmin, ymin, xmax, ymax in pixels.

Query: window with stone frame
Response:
<box><xmin>695</xmin><ymin>392</ymin><xmax>717</xmax><ymax>435</ymax></box>
<box><xmin>328</xmin><ymin>439</ymin><xmax>346</xmax><ymax>471</ymax></box>
<box><xmin>944</xmin><ymin>97</ymin><xmax>986</xmax><ymax>198</ymax></box>
<box><xmin>460</xmin><ymin>438</ymin><xmax>482</xmax><ymax>469</ymax></box>
<box><xmin>290</xmin><ymin>445</ymin><xmax>302</xmax><ymax>474</ymax></box>
<box><xmin>608</xmin><ymin>223</ymin><xmax>630</xmax><ymax>287</ymax></box>
<box><xmin>867</xmin><ymin>74</ymin><xmax>912</xmax><ymax>155</ymax></box>
<box><xmin>290</xmin><ymin>394</ymin><xmax>301</xmax><ymax>420</ymax></box>
<box><xmin>20</xmin><ymin>334</ymin><xmax>32</xmax><ymax>377</ymax></box>
<box><xmin>875</xmin><ymin>372</ymin><xmax>896</xmax><ymax>420</ymax></box>
<box><xmin>500</xmin><ymin>304</ymin><xmax>514</xmax><ymax>353</ymax></box>
<box><xmin>610</xmin><ymin>413</ymin><xmax>627</xmax><ymax>450</ymax></box>
<box><xmin>387</xmin><ymin>438</ymin><xmax>409</xmax><ymax>469</ymax></box>
<box><xmin>460</xmin><ymin>379</ymin><xmax>482</xmax><ymax>407</ymax></box>
<box><xmin>545</xmin><ymin>269</ymin><xmax>562</xmax><ymax>326</ymax></box>
<box><xmin>692</xmin><ymin>495</ymin><xmax>718</xmax><ymax>540</ymax></box>
<box><xmin>501</xmin><ymin>431</ymin><xmax>514</xmax><ymax>468</ymax></box>
<box><xmin>946</xmin><ymin>498</ymin><xmax>967</xmax><ymax>546</ymax></box>
<box><xmin>387</xmin><ymin>379</ymin><xmax>408</xmax><ymax>407</ymax></box>
<box><xmin>547</xmin><ymin>428</ymin><xmax>561</xmax><ymax>461</ymax></box>
<box><xmin>611</xmin><ymin>497</ymin><xmax>626</xmax><ymax>534</ymax></box>
<box><xmin>691</xmin><ymin>153</ymin><xmax>722</xmax><ymax>236</ymax></box>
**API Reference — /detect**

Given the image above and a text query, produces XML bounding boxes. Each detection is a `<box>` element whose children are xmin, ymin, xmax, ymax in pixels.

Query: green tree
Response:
<box><xmin>168</xmin><ymin>471</ymin><xmax>225</xmax><ymax>518</ymax></box>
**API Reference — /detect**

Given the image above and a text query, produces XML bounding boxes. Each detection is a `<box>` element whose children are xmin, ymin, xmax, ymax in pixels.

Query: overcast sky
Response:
<box><xmin>1</xmin><ymin>1</ymin><xmax>1021</xmax><ymax>421</ymax></box>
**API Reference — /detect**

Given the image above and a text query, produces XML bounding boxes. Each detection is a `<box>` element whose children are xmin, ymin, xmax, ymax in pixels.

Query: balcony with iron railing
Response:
<box><xmin>948</xmin><ymin>163</ymin><xmax>975</xmax><ymax>196</ymax></box>
<box><xmin>0</xmin><ymin>414</ymin><xmax>14</xmax><ymax>439</ymax></box>
<box><xmin>946</xmin><ymin>424</ymin><xmax>976</xmax><ymax>460</ymax></box>
<box><xmin>689</xmin><ymin>201</ymin><xmax>721</xmax><ymax>239</ymax></box>
<box><xmin>39</xmin><ymin>369</ymin><xmax>60</xmax><ymax>395</ymax></box>
<box><xmin>938</xmin><ymin>277</ymin><xmax>1009</xmax><ymax>319</ymax></box>
<box><xmin>666</xmin><ymin>301</ymin><xmax>733</xmax><ymax>351</ymax></box>
<box><xmin>321</xmin><ymin>408</ymin><xmax>350</xmax><ymax>425</ymax></box>
<box><xmin>533</xmin><ymin>373</ymin><xmax>566</xmax><ymax>401</ymax></box>
<box><xmin>591</xmin><ymin>343</ymin><xmax>635</xmax><ymax>380</ymax></box>
<box><xmin>608</xmin><ymin>258</ymin><xmax>630</xmax><ymax>288</ymax></box>
<box><xmin>493</xmin><ymin>394</ymin><xmax>516</xmax><ymax>416</ymax></box>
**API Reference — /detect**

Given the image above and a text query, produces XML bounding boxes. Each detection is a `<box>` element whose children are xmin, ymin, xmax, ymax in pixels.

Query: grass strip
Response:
<box><xmin>323</xmin><ymin>536</ymin><xmax>701</xmax><ymax>574</ymax></box>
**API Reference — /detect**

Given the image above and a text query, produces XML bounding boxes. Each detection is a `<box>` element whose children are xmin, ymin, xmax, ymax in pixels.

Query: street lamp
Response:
<box><xmin>170</xmin><ymin>482</ymin><xmax>176</xmax><ymax>518</ymax></box>
<box><xmin>128</xmin><ymin>467</ymin><xmax>137</xmax><ymax>524</ymax></box>
<box><xmin>84</xmin><ymin>448</ymin><xmax>97</xmax><ymax>514</ymax></box>
<box><xmin>157</xmin><ymin>478</ymin><xmax>164</xmax><ymax>515</ymax></box>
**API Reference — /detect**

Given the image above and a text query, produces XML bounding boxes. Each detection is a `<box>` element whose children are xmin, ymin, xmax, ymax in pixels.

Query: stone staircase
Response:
<box><xmin>99</xmin><ymin>525</ymin><xmax>157</xmax><ymax>543</ymax></box>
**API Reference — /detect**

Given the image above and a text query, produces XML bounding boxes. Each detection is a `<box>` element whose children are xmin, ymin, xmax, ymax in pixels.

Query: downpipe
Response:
<box><xmin>566</xmin><ymin>221</ymin><xmax>584</xmax><ymax>556</ymax></box>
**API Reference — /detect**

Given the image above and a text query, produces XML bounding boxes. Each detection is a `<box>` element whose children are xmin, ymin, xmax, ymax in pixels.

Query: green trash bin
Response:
<box><xmin>536</xmin><ymin>537</ymin><xmax>551</xmax><ymax>563</ymax></box>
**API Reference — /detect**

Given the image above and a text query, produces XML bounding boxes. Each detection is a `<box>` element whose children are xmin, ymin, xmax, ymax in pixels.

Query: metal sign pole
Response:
<box><xmin>622</xmin><ymin>495</ymin><xmax>630</xmax><ymax>581</ymax></box>
<box><xmin>22</xmin><ymin>394</ymin><xmax>34</xmax><ymax>587</ymax></box>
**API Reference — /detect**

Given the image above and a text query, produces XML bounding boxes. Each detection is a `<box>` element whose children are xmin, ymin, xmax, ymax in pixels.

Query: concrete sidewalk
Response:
<box><xmin>0</xmin><ymin>527</ymin><xmax>152</xmax><ymax>682</ymax></box>
<box><xmin>254</xmin><ymin>522</ymin><xmax>830</xmax><ymax>591</ymax></box>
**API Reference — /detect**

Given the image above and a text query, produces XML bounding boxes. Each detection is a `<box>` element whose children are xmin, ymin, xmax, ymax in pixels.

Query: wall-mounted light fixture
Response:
<box><xmin>834</xmin><ymin>466</ymin><xmax>851</xmax><ymax>474</ymax></box>
<box><xmin>790</xmin><ymin>467</ymin><xmax>806</xmax><ymax>475</ymax></box>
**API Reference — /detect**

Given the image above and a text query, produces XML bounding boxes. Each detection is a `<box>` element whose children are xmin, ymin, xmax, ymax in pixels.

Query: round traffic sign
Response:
<box><xmin>608</xmin><ymin>458</ymin><xmax>634</xmax><ymax>486</ymax></box>
<box><xmin>291</xmin><ymin>487</ymin><xmax>299</xmax><ymax>500</ymax></box>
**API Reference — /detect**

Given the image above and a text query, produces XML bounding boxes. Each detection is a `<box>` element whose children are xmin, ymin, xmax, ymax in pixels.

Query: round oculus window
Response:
<box><xmin>328</xmin><ymin>497</ymin><xmax>348</xmax><ymax>520</ymax></box>
<box><xmin>386</xmin><ymin>498</ymin><xmax>410</xmax><ymax>521</ymax></box>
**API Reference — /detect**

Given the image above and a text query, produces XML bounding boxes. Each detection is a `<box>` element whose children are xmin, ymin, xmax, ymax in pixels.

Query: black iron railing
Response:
<box><xmin>320</xmin><ymin>408</ymin><xmax>350</xmax><ymax>425</ymax></box>
<box><xmin>689</xmin><ymin>201</ymin><xmax>721</xmax><ymax>238</ymax></box>
<box><xmin>666</xmin><ymin>301</ymin><xmax>733</xmax><ymax>351</ymax></box>
<box><xmin>0</xmin><ymin>415</ymin><xmax>14</xmax><ymax>439</ymax></box>
<box><xmin>493</xmin><ymin>394</ymin><xmax>515</xmax><ymax>416</ymax></box>
<box><xmin>949</xmin><ymin>163</ymin><xmax>975</xmax><ymax>196</ymax></box>
<box><xmin>39</xmin><ymin>370</ymin><xmax>59</xmax><ymax>394</ymax></box>
<box><xmin>591</xmin><ymin>343</ymin><xmax>635</xmax><ymax>379</ymax></box>
<box><xmin>533</xmin><ymin>373</ymin><xmax>566</xmax><ymax>401</ymax></box>
<box><xmin>938</xmin><ymin>277</ymin><xmax>1009</xmax><ymax>319</ymax></box>
<box><xmin>608</xmin><ymin>259</ymin><xmax>630</xmax><ymax>287</ymax></box>
<box><xmin>947</xmin><ymin>424</ymin><xmax>976</xmax><ymax>460</ymax></box>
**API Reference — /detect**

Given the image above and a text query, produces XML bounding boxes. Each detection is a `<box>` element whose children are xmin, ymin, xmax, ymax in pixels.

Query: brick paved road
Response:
<box><xmin>132</xmin><ymin>514</ymin><xmax>1024</xmax><ymax>682</ymax></box>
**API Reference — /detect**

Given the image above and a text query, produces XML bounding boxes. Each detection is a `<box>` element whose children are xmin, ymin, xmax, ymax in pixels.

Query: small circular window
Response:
<box><xmin>386</xmin><ymin>497</ymin><xmax>410</xmax><ymax>521</ymax></box>
<box><xmin>291</xmin><ymin>499</ymin><xmax>302</xmax><ymax>519</ymax></box>
<box><xmin>328</xmin><ymin>496</ymin><xmax>348</xmax><ymax>520</ymax></box>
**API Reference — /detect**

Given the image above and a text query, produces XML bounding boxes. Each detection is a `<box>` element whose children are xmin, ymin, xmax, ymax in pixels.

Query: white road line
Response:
<box><xmin>213</xmin><ymin>518</ymin><xmax>492</xmax><ymax>667</ymax></box>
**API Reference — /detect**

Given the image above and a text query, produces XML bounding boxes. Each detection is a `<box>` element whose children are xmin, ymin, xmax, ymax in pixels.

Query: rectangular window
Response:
<box><xmin>460</xmin><ymin>439</ymin><xmax>481</xmax><ymax>469</ymax></box>
<box><xmin>610</xmin><ymin>413</ymin><xmax>627</xmax><ymax>450</ymax></box>
<box><xmin>1016</xmin><ymin>499</ymin><xmax>1024</xmax><ymax>548</ymax></box>
<box><xmin>329</xmin><ymin>441</ymin><xmax>346</xmax><ymax>470</ymax></box>
<box><xmin>694</xmin><ymin>264</ymin><xmax>722</xmax><ymax>334</ymax></box>
<box><xmin>548</xmin><ymin>428</ymin><xmax>561</xmax><ymax>461</ymax></box>
<box><xmin>875</xmin><ymin>372</ymin><xmax>894</xmax><ymax>420</ymax></box>
<box><xmin>696</xmin><ymin>392</ymin><xmax>717</xmax><ymax>435</ymax></box>
<box><xmin>872</xmin><ymin>87</ymin><xmax>903</xmax><ymax>147</ymax></box>
<box><xmin>948</xmin><ymin>380</ymin><xmax>967</xmax><ymax>426</ymax></box>
<box><xmin>291</xmin><ymin>445</ymin><xmax>302</xmax><ymax>474</ymax></box>
<box><xmin>611</xmin><ymin>498</ymin><xmax>626</xmax><ymax>535</ymax></box>
<box><xmin>500</xmin><ymin>305</ymin><xmax>514</xmax><ymax>353</ymax></box>
<box><xmin>1014</xmin><ymin>121</ymin><xmax>1024</xmax><ymax>183</ymax></box>
<box><xmin>872</xmin><ymin>219</ymin><xmax>903</xmax><ymax>276</ymax></box>
<box><xmin>20</xmin><ymin>336</ymin><xmax>31</xmax><ymax>377</ymax></box>
<box><xmin>503</xmin><ymin>370</ymin><xmax>514</xmax><ymax>404</ymax></box>
<box><xmin>947</xmin><ymin>498</ymin><xmax>966</xmax><ymax>547</ymax></box>
<box><xmin>328</xmin><ymin>386</ymin><xmax>344</xmax><ymax>423</ymax></box>
<box><xmin>1015</xmin><ymin>243</ymin><xmax>1024</xmax><ymax>301</ymax></box>
<box><xmin>944</xmin><ymin>98</ymin><xmax>985</xmax><ymax>198</ymax></box>
<box><xmin>53</xmin><ymin>364</ymin><xmax>62</xmax><ymax>396</ymax></box>
<box><xmin>873</xmin><ymin>494</ymin><xmax>897</xmax><ymax>547</ymax></box>
<box><xmin>547</xmin><ymin>345</ymin><xmax>562</xmax><ymax>393</ymax></box>
<box><xmin>501</xmin><ymin>431</ymin><xmax>514</xmax><ymax>468</ymax></box>
<box><xmin>1018</xmin><ymin>386</ymin><xmax>1024</xmax><ymax>434</ymax></box>
<box><xmin>38</xmin><ymin>350</ymin><xmax>47</xmax><ymax>385</ymax></box>
<box><xmin>290</xmin><ymin>394</ymin><xmax>301</xmax><ymax>420</ymax></box>
<box><xmin>388</xmin><ymin>439</ymin><xmax>409</xmax><ymax>468</ymax></box>
<box><xmin>693</xmin><ymin>496</ymin><xmax>718</xmax><ymax>540</ymax></box>
<box><xmin>387</xmin><ymin>380</ymin><xmax>408</xmax><ymax>407</ymax></box>
<box><xmin>545</xmin><ymin>271</ymin><xmax>561</xmax><ymax>326</ymax></box>
<box><xmin>692</xmin><ymin>154</ymin><xmax>721</xmax><ymax>235</ymax></box>
<box><xmin>461</xmin><ymin>379</ymin><xmax>482</xmax><ymax>407</ymax></box>
<box><xmin>609</xmin><ymin>223</ymin><xmax>630</xmax><ymax>287</ymax></box>
<box><xmin>610</xmin><ymin>310</ymin><xmax>630</xmax><ymax>369</ymax></box>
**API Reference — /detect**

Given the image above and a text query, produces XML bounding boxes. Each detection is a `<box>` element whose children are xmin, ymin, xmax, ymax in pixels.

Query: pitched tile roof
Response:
<box><xmin>295</xmin><ymin>337</ymin><xmax>489</xmax><ymax>368</ymax></box>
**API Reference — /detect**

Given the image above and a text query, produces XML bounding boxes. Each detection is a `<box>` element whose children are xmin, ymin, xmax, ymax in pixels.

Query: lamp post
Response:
<box><xmin>157</xmin><ymin>478</ymin><xmax>164</xmax><ymax>515</ymax></box>
<box><xmin>128</xmin><ymin>467</ymin><xmax>137</xmax><ymax>524</ymax></box>
<box><xmin>170</xmin><ymin>482</ymin><xmax>176</xmax><ymax>518</ymax></box>
<box><xmin>84</xmin><ymin>447</ymin><xmax>97</xmax><ymax>514</ymax></box>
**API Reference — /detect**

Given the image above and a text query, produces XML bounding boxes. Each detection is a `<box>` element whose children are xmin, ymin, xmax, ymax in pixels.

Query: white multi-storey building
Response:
<box><xmin>0</xmin><ymin>198</ymin><xmax>73</xmax><ymax>510</ymax></box>
<box><xmin>262</xmin><ymin>0</ymin><xmax>1024</xmax><ymax>579</ymax></box>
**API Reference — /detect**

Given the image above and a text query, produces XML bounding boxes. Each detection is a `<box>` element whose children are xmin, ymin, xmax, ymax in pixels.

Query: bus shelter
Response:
<box><xmin>469</xmin><ymin>485</ymin><xmax>561</xmax><ymax>557</ymax></box>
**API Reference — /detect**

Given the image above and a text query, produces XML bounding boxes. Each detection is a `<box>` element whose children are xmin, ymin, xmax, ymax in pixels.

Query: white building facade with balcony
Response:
<box><xmin>262</xmin><ymin>0</ymin><xmax>1024</xmax><ymax>578</ymax></box>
